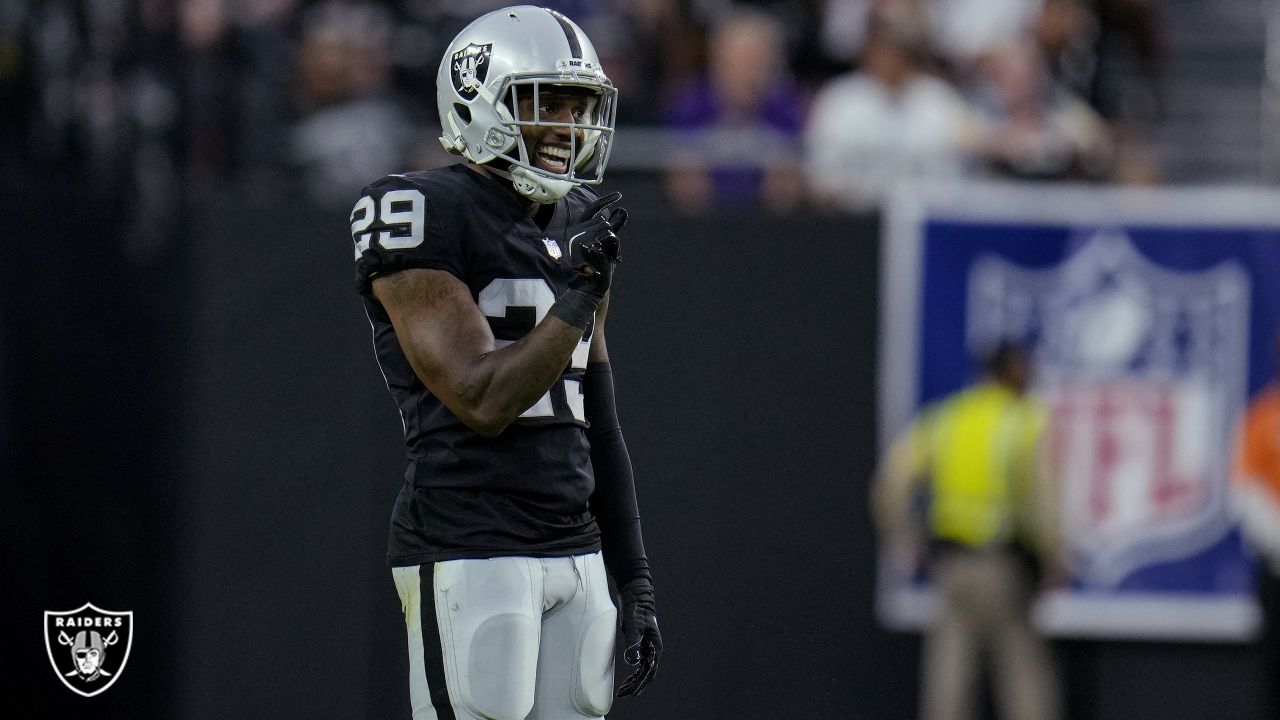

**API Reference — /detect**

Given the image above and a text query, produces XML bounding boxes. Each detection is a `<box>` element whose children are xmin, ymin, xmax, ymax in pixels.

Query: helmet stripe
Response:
<box><xmin>546</xmin><ymin>9</ymin><xmax>582</xmax><ymax>59</ymax></box>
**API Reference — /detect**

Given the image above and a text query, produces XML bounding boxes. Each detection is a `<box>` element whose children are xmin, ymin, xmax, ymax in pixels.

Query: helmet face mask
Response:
<box><xmin>503</xmin><ymin>76</ymin><xmax>617</xmax><ymax>182</ymax></box>
<box><xmin>437</xmin><ymin>6</ymin><xmax>617</xmax><ymax>203</ymax></box>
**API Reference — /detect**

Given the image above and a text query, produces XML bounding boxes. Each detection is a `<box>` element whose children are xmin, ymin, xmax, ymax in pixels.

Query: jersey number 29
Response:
<box><xmin>350</xmin><ymin>189</ymin><xmax>424</xmax><ymax>258</ymax></box>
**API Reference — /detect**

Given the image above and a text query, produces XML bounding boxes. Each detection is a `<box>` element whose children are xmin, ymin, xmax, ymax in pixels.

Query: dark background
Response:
<box><xmin>2</xmin><ymin>171</ymin><xmax>1268</xmax><ymax>718</ymax></box>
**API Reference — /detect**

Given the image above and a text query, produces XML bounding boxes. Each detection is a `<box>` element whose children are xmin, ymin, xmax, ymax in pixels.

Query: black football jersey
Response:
<box><xmin>351</xmin><ymin>163</ymin><xmax>602</xmax><ymax>566</ymax></box>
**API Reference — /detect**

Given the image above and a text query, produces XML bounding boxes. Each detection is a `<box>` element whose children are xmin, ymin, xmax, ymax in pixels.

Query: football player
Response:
<box><xmin>349</xmin><ymin>6</ymin><xmax>660</xmax><ymax>720</ymax></box>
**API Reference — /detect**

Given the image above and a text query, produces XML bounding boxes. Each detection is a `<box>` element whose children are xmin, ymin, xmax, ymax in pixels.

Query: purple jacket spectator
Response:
<box><xmin>662</xmin><ymin>9</ymin><xmax>805</xmax><ymax>213</ymax></box>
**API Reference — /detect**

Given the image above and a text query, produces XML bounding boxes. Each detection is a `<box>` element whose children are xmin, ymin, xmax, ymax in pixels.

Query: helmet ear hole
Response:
<box><xmin>494</xmin><ymin>100</ymin><xmax>515</xmax><ymax>125</ymax></box>
<box><xmin>454</xmin><ymin>103</ymin><xmax>472</xmax><ymax>125</ymax></box>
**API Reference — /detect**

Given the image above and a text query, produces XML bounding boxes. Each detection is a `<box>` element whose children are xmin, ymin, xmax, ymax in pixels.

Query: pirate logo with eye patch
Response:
<box><xmin>44</xmin><ymin>603</ymin><xmax>134</xmax><ymax>697</ymax></box>
<box><xmin>451</xmin><ymin>43</ymin><xmax>493</xmax><ymax>100</ymax></box>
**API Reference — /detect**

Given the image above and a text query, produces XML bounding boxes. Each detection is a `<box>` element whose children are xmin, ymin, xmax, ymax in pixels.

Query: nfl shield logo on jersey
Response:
<box><xmin>968</xmin><ymin>230</ymin><xmax>1250</xmax><ymax>588</ymax></box>
<box><xmin>44</xmin><ymin>603</ymin><xmax>134</xmax><ymax>697</ymax></box>
<box><xmin>451</xmin><ymin>43</ymin><xmax>493</xmax><ymax>100</ymax></box>
<box><xmin>542</xmin><ymin>236</ymin><xmax>563</xmax><ymax>260</ymax></box>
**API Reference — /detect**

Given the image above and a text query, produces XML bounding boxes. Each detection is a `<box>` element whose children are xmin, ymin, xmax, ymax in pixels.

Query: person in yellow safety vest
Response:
<box><xmin>873</xmin><ymin>341</ymin><xmax>1066</xmax><ymax>720</ymax></box>
<box><xmin>1231</xmin><ymin>331</ymin><xmax>1280</xmax><ymax>720</ymax></box>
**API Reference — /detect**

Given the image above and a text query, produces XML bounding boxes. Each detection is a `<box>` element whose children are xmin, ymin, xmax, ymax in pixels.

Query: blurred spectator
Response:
<box><xmin>663</xmin><ymin>8</ymin><xmax>804</xmax><ymax>214</ymax></box>
<box><xmin>1231</xmin><ymin>332</ymin><xmax>1280</xmax><ymax>720</ymax></box>
<box><xmin>1088</xmin><ymin>0</ymin><xmax>1165</xmax><ymax>184</ymax></box>
<box><xmin>585</xmin><ymin>0</ymin><xmax>703</xmax><ymax>126</ymax></box>
<box><xmin>0</xmin><ymin>1</ymin><xmax>33</xmax><ymax>168</ymax></box>
<box><xmin>819</xmin><ymin>0</ymin><xmax>880</xmax><ymax>67</ymax></box>
<box><xmin>13</xmin><ymin>0</ymin><xmax>190</xmax><ymax>263</ymax></box>
<box><xmin>1033</xmin><ymin>0</ymin><xmax>1098</xmax><ymax>102</ymax></box>
<box><xmin>967</xmin><ymin>40</ymin><xmax>1112</xmax><ymax>181</ymax></box>
<box><xmin>925</xmin><ymin>0</ymin><xmax>1043</xmax><ymax>75</ymax></box>
<box><xmin>290</xmin><ymin>0</ymin><xmax>418</xmax><ymax>207</ymax></box>
<box><xmin>1033</xmin><ymin>0</ymin><xmax>1162</xmax><ymax>184</ymax></box>
<box><xmin>873</xmin><ymin>342</ymin><xmax>1065</xmax><ymax>720</ymax></box>
<box><xmin>179</xmin><ymin>0</ymin><xmax>240</xmax><ymax>180</ymax></box>
<box><xmin>804</xmin><ymin>2</ymin><xmax>979</xmax><ymax>211</ymax></box>
<box><xmin>818</xmin><ymin>0</ymin><xmax>928</xmax><ymax>72</ymax></box>
<box><xmin>783</xmin><ymin>0</ymin><xmax>852</xmax><ymax>93</ymax></box>
<box><xmin>233</xmin><ymin>0</ymin><xmax>302</xmax><ymax>192</ymax></box>
<box><xmin>23</xmin><ymin>0</ymin><xmax>133</xmax><ymax>184</ymax></box>
<box><xmin>1089</xmin><ymin>0</ymin><xmax>1164</xmax><ymax>125</ymax></box>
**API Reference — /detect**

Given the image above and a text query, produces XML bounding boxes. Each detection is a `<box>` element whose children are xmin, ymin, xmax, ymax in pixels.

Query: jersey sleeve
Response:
<box><xmin>350</xmin><ymin>174</ymin><xmax>464</xmax><ymax>297</ymax></box>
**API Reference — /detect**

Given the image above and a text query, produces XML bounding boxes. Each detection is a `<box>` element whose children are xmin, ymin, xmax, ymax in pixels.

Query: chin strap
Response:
<box><xmin>489</xmin><ymin>164</ymin><xmax>575</xmax><ymax>204</ymax></box>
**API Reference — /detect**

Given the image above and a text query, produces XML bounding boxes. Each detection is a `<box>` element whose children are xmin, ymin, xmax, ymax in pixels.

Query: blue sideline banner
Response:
<box><xmin>877</xmin><ymin>183</ymin><xmax>1280</xmax><ymax>641</ymax></box>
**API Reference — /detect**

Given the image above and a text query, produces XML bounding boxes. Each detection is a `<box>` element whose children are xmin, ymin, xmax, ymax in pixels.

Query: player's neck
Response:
<box><xmin>466</xmin><ymin>163</ymin><xmax>542</xmax><ymax>219</ymax></box>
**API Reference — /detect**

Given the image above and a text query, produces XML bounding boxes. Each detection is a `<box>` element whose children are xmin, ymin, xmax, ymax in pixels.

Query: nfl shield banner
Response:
<box><xmin>878</xmin><ymin>183</ymin><xmax>1280</xmax><ymax>641</ymax></box>
<box><xmin>44</xmin><ymin>603</ymin><xmax>133</xmax><ymax>697</ymax></box>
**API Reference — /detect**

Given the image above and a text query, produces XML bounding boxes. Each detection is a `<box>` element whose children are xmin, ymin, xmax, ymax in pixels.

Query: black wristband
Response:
<box><xmin>548</xmin><ymin>289</ymin><xmax>599</xmax><ymax>331</ymax></box>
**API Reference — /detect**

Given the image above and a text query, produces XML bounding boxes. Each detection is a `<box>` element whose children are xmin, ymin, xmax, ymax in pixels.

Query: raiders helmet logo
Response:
<box><xmin>451</xmin><ymin>43</ymin><xmax>493</xmax><ymax>100</ymax></box>
<box><xmin>44</xmin><ymin>603</ymin><xmax>134</xmax><ymax>697</ymax></box>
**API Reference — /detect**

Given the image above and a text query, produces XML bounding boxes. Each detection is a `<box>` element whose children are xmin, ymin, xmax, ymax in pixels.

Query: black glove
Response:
<box><xmin>616</xmin><ymin>578</ymin><xmax>661</xmax><ymax>697</ymax></box>
<box><xmin>564</xmin><ymin>191</ymin><xmax>627</xmax><ymax>300</ymax></box>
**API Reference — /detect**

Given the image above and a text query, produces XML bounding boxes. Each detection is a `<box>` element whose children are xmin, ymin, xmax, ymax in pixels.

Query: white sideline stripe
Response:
<box><xmin>879</xmin><ymin>185</ymin><xmax>926</xmax><ymax>450</ymax></box>
<box><xmin>878</xmin><ymin>585</ymin><xmax>1263</xmax><ymax>642</ymax></box>
<box><xmin>898</xmin><ymin>180</ymin><xmax>1280</xmax><ymax>227</ymax></box>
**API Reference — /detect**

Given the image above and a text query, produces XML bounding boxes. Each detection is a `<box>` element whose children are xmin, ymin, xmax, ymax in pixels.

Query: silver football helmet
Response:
<box><xmin>436</xmin><ymin>5</ymin><xmax>618</xmax><ymax>203</ymax></box>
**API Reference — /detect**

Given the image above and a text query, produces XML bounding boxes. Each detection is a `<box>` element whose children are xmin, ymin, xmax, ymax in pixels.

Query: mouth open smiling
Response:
<box><xmin>534</xmin><ymin>143</ymin><xmax>572</xmax><ymax>174</ymax></box>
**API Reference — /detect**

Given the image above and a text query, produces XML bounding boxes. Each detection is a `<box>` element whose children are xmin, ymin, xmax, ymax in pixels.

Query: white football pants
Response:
<box><xmin>392</xmin><ymin>552</ymin><xmax>617</xmax><ymax>720</ymax></box>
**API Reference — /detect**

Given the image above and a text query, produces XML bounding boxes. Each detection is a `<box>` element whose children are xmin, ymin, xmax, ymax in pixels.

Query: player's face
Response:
<box><xmin>76</xmin><ymin>648</ymin><xmax>101</xmax><ymax>674</ymax></box>
<box><xmin>515</xmin><ymin>87</ymin><xmax>595</xmax><ymax>175</ymax></box>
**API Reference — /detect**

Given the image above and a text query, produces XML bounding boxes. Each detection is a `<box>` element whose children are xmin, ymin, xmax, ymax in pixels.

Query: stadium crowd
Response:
<box><xmin>0</xmin><ymin>0</ymin><xmax>1164</xmax><ymax>245</ymax></box>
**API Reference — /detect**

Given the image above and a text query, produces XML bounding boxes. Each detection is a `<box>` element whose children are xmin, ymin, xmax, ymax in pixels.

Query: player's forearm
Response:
<box><xmin>453</xmin><ymin>288</ymin><xmax>601</xmax><ymax>435</ymax></box>
<box><xmin>375</xmin><ymin>268</ymin><xmax>593</xmax><ymax>438</ymax></box>
<box><xmin>453</xmin><ymin>315</ymin><xmax>586</xmax><ymax>436</ymax></box>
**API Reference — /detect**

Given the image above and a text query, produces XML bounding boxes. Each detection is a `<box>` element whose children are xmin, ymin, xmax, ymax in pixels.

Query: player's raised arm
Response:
<box><xmin>372</xmin><ymin>268</ymin><xmax>582</xmax><ymax>437</ymax></box>
<box><xmin>364</xmin><ymin>187</ymin><xmax>625</xmax><ymax>437</ymax></box>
